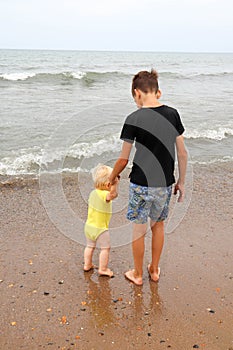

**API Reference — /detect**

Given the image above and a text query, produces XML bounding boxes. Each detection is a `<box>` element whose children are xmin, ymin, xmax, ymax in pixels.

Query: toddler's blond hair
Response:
<box><xmin>92</xmin><ymin>164</ymin><xmax>112</xmax><ymax>189</ymax></box>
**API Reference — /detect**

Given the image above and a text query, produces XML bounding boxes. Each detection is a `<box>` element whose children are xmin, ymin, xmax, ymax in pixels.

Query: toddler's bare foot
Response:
<box><xmin>98</xmin><ymin>268</ymin><xmax>114</xmax><ymax>277</ymax></box>
<box><xmin>83</xmin><ymin>264</ymin><xmax>95</xmax><ymax>272</ymax></box>
<box><xmin>125</xmin><ymin>269</ymin><xmax>143</xmax><ymax>286</ymax></box>
<box><xmin>147</xmin><ymin>264</ymin><xmax>160</xmax><ymax>282</ymax></box>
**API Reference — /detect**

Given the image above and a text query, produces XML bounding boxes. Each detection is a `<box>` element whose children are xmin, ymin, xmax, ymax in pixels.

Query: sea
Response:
<box><xmin>1</xmin><ymin>49</ymin><xmax>233</xmax><ymax>176</ymax></box>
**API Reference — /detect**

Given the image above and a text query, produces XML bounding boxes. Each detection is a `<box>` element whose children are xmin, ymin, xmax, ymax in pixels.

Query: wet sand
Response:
<box><xmin>0</xmin><ymin>163</ymin><xmax>233</xmax><ymax>350</ymax></box>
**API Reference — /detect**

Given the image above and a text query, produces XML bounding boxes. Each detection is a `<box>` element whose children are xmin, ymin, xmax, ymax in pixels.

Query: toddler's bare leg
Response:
<box><xmin>98</xmin><ymin>248</ymin><xmax>113</xmax><ymax>277</ymax></box>
<box><xmin>97</xmin><ymin>231</ymin><xmax>113</xmax><ymax>277</ymax></box>
<box><xmin>84</xmin><ymin>246</ymin><xmax>95</xmax><ymax>271</ymax></box>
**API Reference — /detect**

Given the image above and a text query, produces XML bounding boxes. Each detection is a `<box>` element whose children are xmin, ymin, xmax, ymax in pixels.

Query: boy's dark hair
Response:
<box><xmin>131</xmin><ymin>69</ymin><xmax>159</xmax><ymax>96</ymax></box>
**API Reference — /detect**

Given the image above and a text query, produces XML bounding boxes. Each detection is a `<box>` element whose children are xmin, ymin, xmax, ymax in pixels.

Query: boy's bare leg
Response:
<box><xmin>84</xmin><ymin>246</ymin><xmax>95</xmax><ymax>271</ymax></box>
<box><xmin>148</xmin><ymin>220</ymin><xmax>164</xmax><ymax>282</ymax></box>
<box><xmin>125</xmin><ymin>223</ymin><xmax>147</xmax><ymax>286</ymax></box>
<box><xmin>98</xmin><ymin>248</ymin><xmax>113</xmax><ymax>277</ymax></box>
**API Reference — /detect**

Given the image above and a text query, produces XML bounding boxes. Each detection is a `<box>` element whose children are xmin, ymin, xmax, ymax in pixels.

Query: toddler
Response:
<box><xmin>84</xmin><ymin>164</ymin><xmax>119</xmax><ymax>277</ymax></box>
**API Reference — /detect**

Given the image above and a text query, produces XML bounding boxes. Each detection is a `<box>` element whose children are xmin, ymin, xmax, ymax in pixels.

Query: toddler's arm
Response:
<box><xmin>106</xmin><ymin>177</ymin><xmax>119</xmax><ymax>202</ymax></box>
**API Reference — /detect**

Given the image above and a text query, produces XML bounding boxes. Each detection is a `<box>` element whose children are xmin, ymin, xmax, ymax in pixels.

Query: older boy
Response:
<box><xmin>109</xmin><ymin>70</ymin><xmax>187</xmax><ymax>285</ymax></box>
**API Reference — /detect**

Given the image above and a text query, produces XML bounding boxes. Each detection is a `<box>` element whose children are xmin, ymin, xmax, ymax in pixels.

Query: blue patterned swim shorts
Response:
<box><xmin>127</xmin><ymin>183</ymin><xmax>172</xmax><ymax>224</ymax></box>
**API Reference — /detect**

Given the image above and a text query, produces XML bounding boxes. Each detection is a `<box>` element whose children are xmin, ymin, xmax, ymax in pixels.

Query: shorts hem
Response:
<box><xmin>126</xmin><ymin>216</ymin><xmax>148</xmax><ymax>224</ymax></box>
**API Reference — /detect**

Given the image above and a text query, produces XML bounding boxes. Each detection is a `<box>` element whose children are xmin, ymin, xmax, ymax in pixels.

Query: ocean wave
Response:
<box><xmin>185</xmin><ymin>127</ymin><xmax>233</xmax><ymax>141</ymax></box>
<box><xmin>1</xmin><ymin>70</ymin><xmax>232</xmax><ymax>84</ymax></box>
<box><xmin>191</xmin><ymin>71</ymin><xmax>233</xmax><ymax>78</ymax></box>
<box><xmin>1</xmin><ymin>150</ymin><xmax>232</xmax><ymax>176</ymax></box>
<box><xmin>0</xmin><ymin>70</ymin><xmax>129</xmax><ymax>82</ymax></box>
<box><xmin>159</xmin><ymin>71</ymin><xmax>233</xmax><ymax>80</ymax></box>
<box><xmin>190</xmin><ymin>155</ymin><xmax>233</xmax><ymax>165</ymax></box>
<box><xmin>0</xmin><ymin>134</ymin><xmax>122</xmax><ymax>175</ymax></box>
<box><xmin>0</xmin><ymin>152</ymin><xmax>42</xmax><ymax>175</ymax></box>
<box><xmin>0</xmin><ymin>71</ymin><xmax>85</xmax><ymax>82</ymax></box>
<box><xmin>67</xmin><ymin>135</ymin><xmax>122</xmax><ymax>158</ymax></box>
<box><xmin>1</xmin><ymin>129</ymin><xmax>232</xmax><ymax>175</ymax></box>
<box><xmin>0</xmin><ymin>72</ymin><xmax>36</xmax><ymax>81</ymax></box>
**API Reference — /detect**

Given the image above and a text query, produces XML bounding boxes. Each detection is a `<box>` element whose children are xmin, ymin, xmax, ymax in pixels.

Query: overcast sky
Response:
<box><xmin>0</xmin><ymin>0</ymin><xmax>232</xmax><ymax>52</ymax></box>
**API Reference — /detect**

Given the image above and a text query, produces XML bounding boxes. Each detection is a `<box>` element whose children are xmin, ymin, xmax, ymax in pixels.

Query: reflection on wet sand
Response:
<box><xmin>127</xmin><ymin>282</ymin><xmax>164</xmax><ymax>326</ymax></box>
<box><xmin>83</xmin><ymin>270</ymin><xmax>164</xmax><ymax>334</ymax></box>
<box><xmin>84</xmin><ymin>271</ymin><xmax>115</xmax><ymax>330</ymax></box>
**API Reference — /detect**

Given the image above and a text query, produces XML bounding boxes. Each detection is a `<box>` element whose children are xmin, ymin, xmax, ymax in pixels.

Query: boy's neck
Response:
<box><xmin>140</xmin><ymin>92</ymin><xmax>162</xmax><ymax>108</ymax></box>
<box><xmin>141</xmin><ymin>101</ymin><xmax>162</xmax><ymax>108</ymax></box>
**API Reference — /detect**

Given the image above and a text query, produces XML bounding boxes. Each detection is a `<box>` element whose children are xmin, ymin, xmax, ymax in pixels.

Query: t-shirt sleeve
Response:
<box><xmin>120</xmin><ymin>115</ymin><xmax>136</xmax><ymax>144</ymax></box>
<box><xmin>175</xmin><ymin>110</ymin><xmax>185</xmax><ymax>135</ymax></box>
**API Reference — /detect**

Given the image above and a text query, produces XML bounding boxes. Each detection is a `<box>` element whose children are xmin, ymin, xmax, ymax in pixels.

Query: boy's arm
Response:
<box><xmin>109</xmin><ymin>141</ymin><xmax>132</xmax><ymax>184</ymax></box>
<box><xmin>174</xmin><ymin>135</ymin><xmax>188</xmax><ymax>202</ymax></box>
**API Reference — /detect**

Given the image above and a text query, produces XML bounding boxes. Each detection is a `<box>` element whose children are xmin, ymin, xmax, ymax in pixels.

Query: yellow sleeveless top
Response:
<box><xmin>84</xmin><ymin>189</ymin><xmax>112</xmax><ymax>241</ymax></box>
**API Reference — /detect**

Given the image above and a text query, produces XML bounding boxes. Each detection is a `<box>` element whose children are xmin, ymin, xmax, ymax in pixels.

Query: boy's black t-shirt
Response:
<box><xmin>120</xmin><ymin>105</ymin><xmax>185</xmax><ymax>187</ymax></box>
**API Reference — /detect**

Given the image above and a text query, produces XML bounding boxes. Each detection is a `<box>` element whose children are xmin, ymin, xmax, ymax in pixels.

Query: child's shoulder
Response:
<box><xmin>160</xmin><ymin>104</ymin><xmax>178</xmax><ymax>113</ymax></box>
<box><xmin>89</xmin><ymin>188</ymin><xmax>108</xmax><ymax>202</ymax></box>
<box><xmin>94</xmin><ymin>188</ymin><xmax>109</xmax><ymax>198</ymax></box>
<box><xmin>152</xmin><ymin>104</ymin><xmax>180</xmax><ymax>119</ymax></box>
<box><xmin>95</xmin><ymin>188</ymin><xmax>108</xmax><ymax>194</ymax></box>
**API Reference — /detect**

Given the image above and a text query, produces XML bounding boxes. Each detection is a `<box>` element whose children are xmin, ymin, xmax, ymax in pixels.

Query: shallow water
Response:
<box><xmin>1</xmin><ymin>50</ymin><xmax>233</xmax><ymax>175</ymax></box>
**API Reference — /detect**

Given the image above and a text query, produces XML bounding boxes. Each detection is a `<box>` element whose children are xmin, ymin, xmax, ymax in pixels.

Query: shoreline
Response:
<box><xmin>1</xmin><ymin>162</ymin><xmax>233</xmax><ymax>349</ymax></box>
<box><xmin>1</xmin><ymin>159</ymin><xmax>233</xmax><ymax>184</ymax></box>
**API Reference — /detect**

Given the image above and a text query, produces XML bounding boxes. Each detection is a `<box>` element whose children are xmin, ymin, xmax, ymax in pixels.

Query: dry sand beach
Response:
<box><xmin>0</xmin><ymin>163</ymin><xmax>233</xmax><ymax>350</ymax></box>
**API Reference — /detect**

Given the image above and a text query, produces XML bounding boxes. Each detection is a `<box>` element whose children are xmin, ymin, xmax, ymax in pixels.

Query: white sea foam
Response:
<box><xmin>71</xmin><ymin>71</ymin><xmax>87</xmax><ymax>79</ymax></box>
<box><xmin>0</xmin><ymin>125</ymin><xmax>233</xmax><ymax>176</ymax></box>
<box><xmin>0</xmin><ymin>152</ymin><xmax>41</xmax><ymax>175</ymax></box>
<box><xmin>0</xmin><ymin>135</ymin><xmax>122</xmax><ymax>175</ymax></box>
<box><xmin>67</xmin><ymin>134</ymin><xmax>122</xmax><ymax>158</ymax></box>
<box><xmin>1</xmin><ymin>149</ymin><xmax>232</xmax><ymax>176</ymax></box>
<box><xmin>0</xmin><ymin>139</ymin><xmax>232</xmax><ymax>176</ymax></box>
<box><xmin>190</xmin><ymin>155</ymin><xmax>233</xmax><ymax>165</ymax></box>
<box><xmin>185</xmin><ymin>127</ymin><xmax>233</xmax><ymax>141</ymax></box>
<box><xmin>0</xmin><ymin>71</ymin><xmax>87</xmax><ymax>81</ymax></box>
<box><xmin>1</xmin><ymin>72</ymin><xmax>36</xmax><ymax>81</ymax></box>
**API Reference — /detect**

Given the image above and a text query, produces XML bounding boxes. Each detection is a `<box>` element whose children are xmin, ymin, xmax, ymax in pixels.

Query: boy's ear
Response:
<box><xmin>156</xmin><ymin>89</ymin><xmax>162</xmax><ymax>99</ymax></box>
<box><xmin>134</xmin><ymin>88</ymin><xmax>141</xmax><ymax>98</ymax></box>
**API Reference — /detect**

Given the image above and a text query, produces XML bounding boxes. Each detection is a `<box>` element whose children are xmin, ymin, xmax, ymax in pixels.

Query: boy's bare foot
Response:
<box><xmin>98</xmin><ymin>268</ymin><xmax>114</xmax><ymax>277</ymax></box>
<box><xmin>83</xmin><ymin>264</ymin><xmax>95</xmax><ymax>272</ymax></box>
<box><xmin>147</xmin><ymin>264</ymin><xmax>160</xmax><ymax>282</ymax></box>
<box><xmin>125</xmin><ymin>269</ymin><xmax>143</xmax><ymax>286</ymax></box>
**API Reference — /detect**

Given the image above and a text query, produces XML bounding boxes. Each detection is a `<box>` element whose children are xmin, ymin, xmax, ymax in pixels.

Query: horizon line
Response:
<box><xmin>0</xmin><ymin>47</ymin><xmax>232</xmax><ymax>54</ymax></box>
